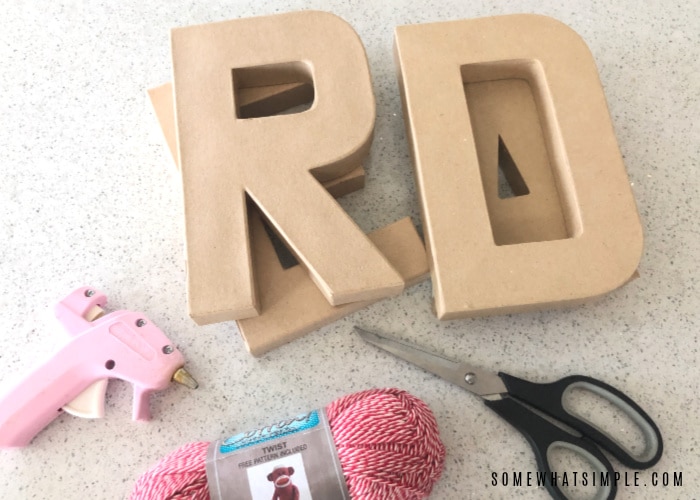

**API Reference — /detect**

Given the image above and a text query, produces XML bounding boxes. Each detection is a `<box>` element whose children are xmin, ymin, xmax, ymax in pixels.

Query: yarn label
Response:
<box><xmin>206</xmin><ymin>408</ymin><xmax>350</xmax><ymax>500</ymax></box>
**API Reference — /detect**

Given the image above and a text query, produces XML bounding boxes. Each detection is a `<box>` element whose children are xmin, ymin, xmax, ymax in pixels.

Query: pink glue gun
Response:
<box><xmin>0</xmin><ymin>286</ymin><xmax>198</xmax><ymax>448</ymax></box>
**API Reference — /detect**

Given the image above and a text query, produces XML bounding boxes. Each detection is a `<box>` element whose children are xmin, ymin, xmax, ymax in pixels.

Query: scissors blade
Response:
<box><xmin>355</xmin><ymin>326</ymin><xmax>507</xmax><ymax>397</ymax></box>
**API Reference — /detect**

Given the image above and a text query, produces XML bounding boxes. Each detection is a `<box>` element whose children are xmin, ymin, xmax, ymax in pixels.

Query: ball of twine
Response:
<box><xmin>130</xmin><ymin>388</ymin><xmax>446</xmax><ymax>499</ymax></box>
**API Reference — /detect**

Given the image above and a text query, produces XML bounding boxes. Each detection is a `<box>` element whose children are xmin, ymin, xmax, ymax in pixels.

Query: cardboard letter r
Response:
<box><xmin>171</xmin><ymin>11</ymin><xmax>403</xmax><ymax>324</ymax></box>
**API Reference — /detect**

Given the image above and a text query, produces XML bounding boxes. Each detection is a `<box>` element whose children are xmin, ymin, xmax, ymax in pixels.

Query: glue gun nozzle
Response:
<box><xmin>172</xmin><ymin>367</ymin><xmax>199</xmax><ymax>389</ymax></box>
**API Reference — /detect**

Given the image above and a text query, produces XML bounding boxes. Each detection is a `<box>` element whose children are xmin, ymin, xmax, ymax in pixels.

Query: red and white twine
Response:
<box><xmin>130</xmin><ymin>388</ymin><xmax>446</xmax><ymax>499</ymax></box>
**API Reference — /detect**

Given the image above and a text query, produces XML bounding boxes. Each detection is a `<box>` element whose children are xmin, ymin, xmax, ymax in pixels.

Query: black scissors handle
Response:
<box><xmin>484</xmin><ymin>373</ymin><xmax>663</xmax><ymax>500</ymax></box>
<box><xmin>497</xmin><ymin>373</ymin><xmax>663</xmax><ymax>468</ymax></box>
<box><xmin>485</xmin><ymin>395</ymin><xmax>617</xmax><ymax>500</ymax></box>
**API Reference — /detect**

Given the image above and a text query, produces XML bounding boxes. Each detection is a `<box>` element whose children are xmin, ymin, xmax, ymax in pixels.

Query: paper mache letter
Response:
<box><xmin>395</xmin><ymin>14</ymin><xmax>643</xmax><ymax>319</ymax></box>
<box><xmin>171</xmin><ymin>11</ymin><xmax>404</xmax><ymax>324</ymax></box>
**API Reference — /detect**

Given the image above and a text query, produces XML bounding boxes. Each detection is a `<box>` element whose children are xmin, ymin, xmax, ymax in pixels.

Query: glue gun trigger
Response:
<box><xmin>132</xmin><ymin>385</ymin><xmax>153</xmax><ymax>421</ymax></box>
<box><xmin>62</xmin><ymin>379</ymin><xmax>108</xmax><ymax>419</ymax></box>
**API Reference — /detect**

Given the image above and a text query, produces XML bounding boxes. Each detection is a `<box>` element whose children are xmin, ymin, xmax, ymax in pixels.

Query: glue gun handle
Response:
<box><xmin>0</xmin><ymin>344</ymin><xmax>96</xmax><ymax>448</ymax></box>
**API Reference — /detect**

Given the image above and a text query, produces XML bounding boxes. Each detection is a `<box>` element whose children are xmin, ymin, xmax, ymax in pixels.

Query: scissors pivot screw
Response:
<box><xmin>464</xmin><ymin>372</ymin><xmax>477</xmax><ymax>385</ymax></box>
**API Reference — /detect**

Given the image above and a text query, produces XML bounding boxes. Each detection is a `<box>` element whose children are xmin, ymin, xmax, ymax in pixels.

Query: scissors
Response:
<box><xmin>355</xmin><ymin>327</ymin><xmax>663</xmax><ymax>500</ymax></box>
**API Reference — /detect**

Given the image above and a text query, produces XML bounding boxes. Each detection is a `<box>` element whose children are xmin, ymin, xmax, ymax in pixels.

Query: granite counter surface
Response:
<box><xmin>0</xmin><ymin>1</ymin><xmax>697</xmax><ymax>498</ymax></box>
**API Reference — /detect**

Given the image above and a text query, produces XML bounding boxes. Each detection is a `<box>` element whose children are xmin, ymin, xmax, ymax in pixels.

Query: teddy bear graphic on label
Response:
<box><xmin>267</xmin><ymin>465</ymin><xmax>300</xmax><ymax>500</ymax></box>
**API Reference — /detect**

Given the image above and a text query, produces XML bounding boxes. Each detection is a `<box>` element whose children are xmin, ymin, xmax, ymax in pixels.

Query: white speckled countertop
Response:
<box><xmin>0</xmin><ymin>1</ymin><xmax>698</xmax><ymax>499</ymax></box>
